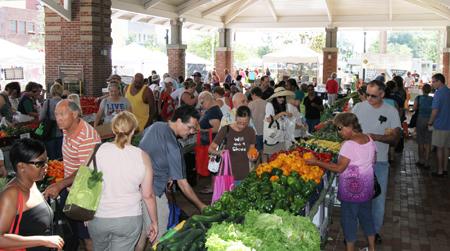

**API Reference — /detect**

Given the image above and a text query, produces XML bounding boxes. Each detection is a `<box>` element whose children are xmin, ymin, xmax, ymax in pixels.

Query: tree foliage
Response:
<box><xmin>186</xmin><ymin>33</ymin><xmax>218</xmax><ymax>60</ymax></box>
<box><xmin>368</xmin><ymin>31</ymin><xmax>440</xmax><ymax>62</ymax></box>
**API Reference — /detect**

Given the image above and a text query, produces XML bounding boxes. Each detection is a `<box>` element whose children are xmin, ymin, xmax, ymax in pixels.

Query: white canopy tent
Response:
<box><xmin>0</xmin><ymin>39</ymin><xmax>44</xmax><ymax>66</ymax></box>
<box><xmin>262</xmin><ymin>46</ymin><xmax>321</xmax><ymax>65</ymax></box>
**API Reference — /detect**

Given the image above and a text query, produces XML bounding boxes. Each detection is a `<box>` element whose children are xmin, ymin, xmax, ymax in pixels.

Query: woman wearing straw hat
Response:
<box><xmin>263</xmin><ymin>87</ymin><xmax>295</xmax><ymax>160</ymax></box>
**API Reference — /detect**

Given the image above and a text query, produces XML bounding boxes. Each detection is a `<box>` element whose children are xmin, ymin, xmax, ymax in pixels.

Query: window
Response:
<box><xmin>9</xmin><ymin>20</ymin><xmax>17</xmax><ymax>33</ymax></box>
<box><xmin>27</xmin><ymin>22</ymin><xmax>35</xmax><ymax>33</ymax></box>
<box><xmin>4</xmin><ymin>67</ymin><xmax>24</xmax><ymax>80</ymax></box>
<box><xmin>18</xmin><ymin>21</ymin><xmax>26</xmax><ymax>34</ymax></box>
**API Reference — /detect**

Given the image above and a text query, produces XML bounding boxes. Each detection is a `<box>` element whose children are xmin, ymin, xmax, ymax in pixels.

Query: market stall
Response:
<box><xmin>152</xmin><ymin>92</ymin><xmax>360</xmax><ymax>250</ymax></box>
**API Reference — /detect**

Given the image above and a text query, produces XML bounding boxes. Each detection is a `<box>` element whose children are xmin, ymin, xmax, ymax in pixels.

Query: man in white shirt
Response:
<box><xmin>352</xmin><ymin>80</ymin><xmax>401</xmax><ymax>244</ymax></box>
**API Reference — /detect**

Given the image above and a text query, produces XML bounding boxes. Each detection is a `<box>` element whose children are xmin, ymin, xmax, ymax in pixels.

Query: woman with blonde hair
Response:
<box><xmin>67</xmin><ymin>94</ymin><xmax>82</xmax><ymax>116</ymax></box>
<box><xmin>39</xmin><ymin>83</ymin><xmax>64</xmax><ymax>159</ymax></box>
<box><xmin>87</xmin><ymin>111</ymin><xmax>158</xmax><ymax>250</ymax></box>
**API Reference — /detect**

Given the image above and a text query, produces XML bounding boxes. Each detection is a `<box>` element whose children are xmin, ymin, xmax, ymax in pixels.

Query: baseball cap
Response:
<box><xmin>151</xmin><ymin>74</ymin><xmax>160</xmax><ymax>81</ymax></box>
<box><xmin>164</xmin><ymin>77</ymin><xmax>174</xmax><ymax>84</ymax></box>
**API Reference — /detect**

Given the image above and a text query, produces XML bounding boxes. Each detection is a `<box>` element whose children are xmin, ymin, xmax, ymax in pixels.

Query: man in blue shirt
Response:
<box><xmin>428</xmin><ymin>73</ymin><xmax>450</xmax><ymax>176</ymax></box>
<box><xmin>139</xmin><ymin>105</ymin><xmax>206</xmax><ymax>241</ymax></box>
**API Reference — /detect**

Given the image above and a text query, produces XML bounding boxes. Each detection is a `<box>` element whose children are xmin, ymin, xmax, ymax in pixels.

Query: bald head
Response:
<box><xmin>232</xmin><ymin>93</ymin><xmax>247</xmax><ymax>108</ymax></box>
<box><xmin>134</xmin><ymin>73</ymin><xmax>144</xmax><ymax>87</ymax></box>
<box><xmin>55</xmin><ymin>100</ymin><xmax>81</xmax><ymax>131</ymax></box>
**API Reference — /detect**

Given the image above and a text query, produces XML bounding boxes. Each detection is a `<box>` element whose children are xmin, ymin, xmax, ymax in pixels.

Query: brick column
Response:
<box><xmin>44</xmin><ymin>0</ymin><xmax>112</xmax><ymax>96</ymax></box>
<box><xmin>215</xmin><ymin>48</ymin><xmax>233</xmax><ymax>81</ymax></box>
<box><xmin>322</xmin><ymin>27</ymin><xmax>338</xmax><ymax>84</ymax></box>
<box><xmin>215</xmin><ymin>28</ymin><xmax>233</xmax><ymax>81</ymax></box>
<box><xmin>322</xmin><ymin>48</ymin><xmax>338</xmax><ymax>84</ymax></box>
<box><xmin>442</xmin><ymin>27</ymin><xmax>450</xmax><ymax>84</ymax></box>
<box><xmin>167</xmin><ymin>19</ymin><xmax>186</xmax><ymax>79</ymax></box>
<box><xmin>167</xmin><ymin>44</ymin><xmax>187</xmax><ymax>79</ymax></box>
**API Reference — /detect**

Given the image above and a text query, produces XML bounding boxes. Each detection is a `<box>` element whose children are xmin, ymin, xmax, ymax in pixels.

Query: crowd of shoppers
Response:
<box><xmin>1</xmin><ymin>67</ymin><xmax>448</xmax><ymax>251</ymax></box>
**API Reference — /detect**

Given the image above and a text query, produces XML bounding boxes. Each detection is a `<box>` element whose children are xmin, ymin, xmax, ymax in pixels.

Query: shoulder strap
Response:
<box><xmin>222</xmin><ymin>125</ymin><xmax>230</xmax><ymax>146</ymax></box>
<box><xmin>86</xmin><ymin>143</ymin><xmax>103</xmax><ymax>172</ymax></box>
<box><xmin>9</xmin><ymin>191</ymin><xmax>24</xmax><ymax>234</ymax></box>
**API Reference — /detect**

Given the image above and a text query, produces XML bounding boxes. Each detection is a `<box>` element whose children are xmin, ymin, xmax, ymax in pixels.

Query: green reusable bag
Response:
<box><xmin>63</xmin><ymin>143</ymin><xmax>103</xmax><ymax>221</ymax></box>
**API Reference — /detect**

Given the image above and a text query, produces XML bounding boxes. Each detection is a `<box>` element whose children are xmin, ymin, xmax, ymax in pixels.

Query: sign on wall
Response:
<box><xmin>58</xmin><ymin>65</ymin><xmax>83</xmax><ymax>95</ymax></box>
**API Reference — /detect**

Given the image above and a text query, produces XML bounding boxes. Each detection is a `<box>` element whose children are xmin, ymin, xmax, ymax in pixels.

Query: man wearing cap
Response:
<box><xmin>192</xmin><ymin>72</ymin><xmax>204</xmax><ymax>94</ymax></box>
<box><xmin>150</xmin><ymin>74</ymin><xmax>160</xmax><ymax>91</ymax></box>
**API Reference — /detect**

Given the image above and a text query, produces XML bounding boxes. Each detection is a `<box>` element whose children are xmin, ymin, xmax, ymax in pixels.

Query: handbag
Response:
<box><xmin>63</xmin><ymin>143</ymin><xmax>103</xmax><ymax>221</ymax></box>
<box><xmin>195</xmin><ymin>129</ymin><xmax>212</xmax><ymax>177</ymax></box>
<box><xmin>263</xmin><ymin>115</ymin><xmax>283</xmax><ymax>146</ymax></box>
<box><xmin>35</xmin><ymin>100</ymin><xmax>57</xmax><ymax>140</ymax></box>
<box><xmin>0</xmin><ymin>191</ymin><xmax>25</xmax><ymax>251</ymax></box>
<box><xmin>208</xmin><ymin>125</ymin><xmax>230</xmax><ymax>173</ymax></box>
<box><xmin>211</xmin><ymin>150</ymin><xmax>234</xmax><ymax>203</ymax></box>
<box><xmin>408</xmin><ymin>96</ymin><xmax>420</xmax><ymax>128</ymax></box>
<box><xmin>373</xmin><ymin>174</ymin><xmax>381</xmax><ymax>199</ymax></box>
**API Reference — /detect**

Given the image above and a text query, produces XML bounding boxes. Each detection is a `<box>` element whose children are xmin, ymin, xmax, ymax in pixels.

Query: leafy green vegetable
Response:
<box><xmin>206</xmin><ymin>210</ymin><xmax>320</xmax><ymax>251</ymax></box>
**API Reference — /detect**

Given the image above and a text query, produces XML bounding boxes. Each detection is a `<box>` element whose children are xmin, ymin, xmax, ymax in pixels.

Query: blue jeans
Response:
<box><xmin>372</xmin><ymin>161</ymin><xmax>389</xmax><ymax>233</ymax></box>
<box><xmin>306</xmin><ymin>119</ymin><xmax>320</xmax><ymax>133</ymax></box>
<box><xmin>341</xmin><ymin>200</ymin><xmax>375</xmax><ymax>242</ymax></box>
<box><xmin>255</xmin><ymin>135</ymin><xmax>264</xmax><ymax>152</ymax></box>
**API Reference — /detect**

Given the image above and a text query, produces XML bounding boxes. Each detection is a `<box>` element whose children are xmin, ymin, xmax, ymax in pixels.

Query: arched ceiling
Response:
<box><xmin>111</xmin><ymin>0</ymin><xmax>450</xmax><ymax>31</ymax></box>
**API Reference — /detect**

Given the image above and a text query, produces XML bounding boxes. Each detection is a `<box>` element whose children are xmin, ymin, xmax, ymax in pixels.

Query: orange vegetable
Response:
<box><xmin>248</xmin><ymin>146</ymin><xmax>258</xmax><ymax>159</ymax></box>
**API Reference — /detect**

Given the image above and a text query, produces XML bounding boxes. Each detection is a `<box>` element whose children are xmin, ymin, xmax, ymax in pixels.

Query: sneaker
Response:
<box><xmin>444</xmin><ymin>171</ymin><xmax>448</xmax><ymax>176</ymax></box>
<box><xmin>375</xmin><ymin>233</ymin><xmax>382</xmax><ymax>244</ymax></box>
<box><xmin>415</xmin><ymin>162</ymin><xmax>424</xmax><ymax>167</ymax></box>
<box><xmin>359</xmin><ymin>248</ymin><xmax>369</xmax><ymax>251</ymax></box>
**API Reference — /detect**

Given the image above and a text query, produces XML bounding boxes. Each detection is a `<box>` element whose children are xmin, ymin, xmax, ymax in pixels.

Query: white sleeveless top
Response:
<box><xmin>93</xmin><ymin>142</ymin><xmax>146</xmax><ymax>218</ymax></box>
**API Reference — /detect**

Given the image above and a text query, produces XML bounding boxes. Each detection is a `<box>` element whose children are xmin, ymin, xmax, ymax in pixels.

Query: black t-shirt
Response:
<box><xmin>262</xmin><ymin>87</ymin><xmax>274</xmax><ymax>100</ymax></box>
<box><xmin>303</xmin><ymin>95</ymin><xmax>322</xmax><ymax>120</ymax></box>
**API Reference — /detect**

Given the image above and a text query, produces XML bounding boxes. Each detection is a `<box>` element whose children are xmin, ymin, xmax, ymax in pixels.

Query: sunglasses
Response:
<box><xmin>25</xmin><ymin>158</ymin><xmax>49</xmax><ymax>169</ymax></box>
<box><xmin>365</xmin><ymin>92</ymin><xmax>379</xmax><ymax>99</ymax></box>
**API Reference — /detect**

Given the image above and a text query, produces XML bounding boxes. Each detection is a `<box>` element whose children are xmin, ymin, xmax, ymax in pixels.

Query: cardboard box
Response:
<box><xmin>95</xmin><ymin>123</ymin><xmax>114</xmax><ymax>140</ymax></box>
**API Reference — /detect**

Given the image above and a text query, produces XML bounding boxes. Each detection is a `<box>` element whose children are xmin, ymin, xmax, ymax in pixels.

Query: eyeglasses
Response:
<box><xmin>25</xmin><ymin>158</ymin><xmax>49</xmax><ymax>169</ymax></box>
<box><xmin>336</xmin><ymin>126</ymin><xmax>343</xmax><ymax>131</ymax></box>
<box><xmin>365</xmin><ymin>92</ymin><xmax>379</xmax><ymax>99</ymax></box>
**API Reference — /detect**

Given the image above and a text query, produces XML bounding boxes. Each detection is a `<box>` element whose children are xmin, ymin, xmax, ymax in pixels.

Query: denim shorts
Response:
<box><xmin>341</xmin><ymin>200</ymin><xmax>376</xmax><ymax>242</ymax></box>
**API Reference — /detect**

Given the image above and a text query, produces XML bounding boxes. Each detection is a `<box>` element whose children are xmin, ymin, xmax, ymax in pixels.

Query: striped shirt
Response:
<box><xmin>62</xmin><ymin>119</ymin><xmax>101</xmax><ymax>178</ymax></box>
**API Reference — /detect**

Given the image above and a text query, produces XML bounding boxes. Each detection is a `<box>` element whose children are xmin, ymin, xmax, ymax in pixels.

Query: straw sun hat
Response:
<box><xmin>266</xmin><ymin>87</ymin><xmax>295</xmax><ymax>101</ymax></box>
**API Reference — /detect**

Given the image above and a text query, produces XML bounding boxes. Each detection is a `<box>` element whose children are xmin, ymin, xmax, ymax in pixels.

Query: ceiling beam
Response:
<box><xmin>143</xmin><ymin>0</ymin><xmax>163</xmax><ymax>10</ymax></box>
<box><xmin>41</xmin><ymin>0</ymin><xmax>71</xmax><ymax>21</ymax></box>
<box><xmin>178</xmin><ymin>0</ymin><xmax>212</xmax><ymax>15</ymax></box>
<box><xmin>264</xmin><ymin>0</ymin><xmax>277</xmax><ymax>22</ymax></box>
<box><xmin>324</xmin><ymin>0</ymin><xmax>333</xmax><ymax>23</ymax></box>
<box><xmin>111</xmin><ymin>10</ymin><xmax>126</xmax><ymax>19</ymax></box>
<box><xmin>130</xmin><ymin>14</ymin><xmax>145</xmax><ymax>22</ymax></box>
<box><xmin>112</xmin><ymin>1</ymin><xmax>223</xmax><ymax>28</ymax></box>
<box><xmin>403</xmin><ymin>0</ymin><xmax>450</xmax><ymax>20</ymax></box>
<box><xmin>202</xmin><ymin>0</ymin><xmax>241</xmax><ymax>17</ymax></box>
<box><xmin>223</xmin><ymin>0</ymin><xmax>259</xmax><ymax>24</ymax></box>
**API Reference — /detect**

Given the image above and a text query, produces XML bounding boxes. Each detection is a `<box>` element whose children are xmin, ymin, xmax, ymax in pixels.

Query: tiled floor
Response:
<box><xmin>324</xmin><ymin>139</ymin><xmax>450</xmax><ymax>251</ymax></box>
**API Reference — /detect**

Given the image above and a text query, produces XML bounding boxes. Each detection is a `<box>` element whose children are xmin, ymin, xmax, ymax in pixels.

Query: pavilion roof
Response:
<box><xmin>111</xmin><ymin>0</ymin><xmax>450</xmax><ymax>31</ymax></box>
